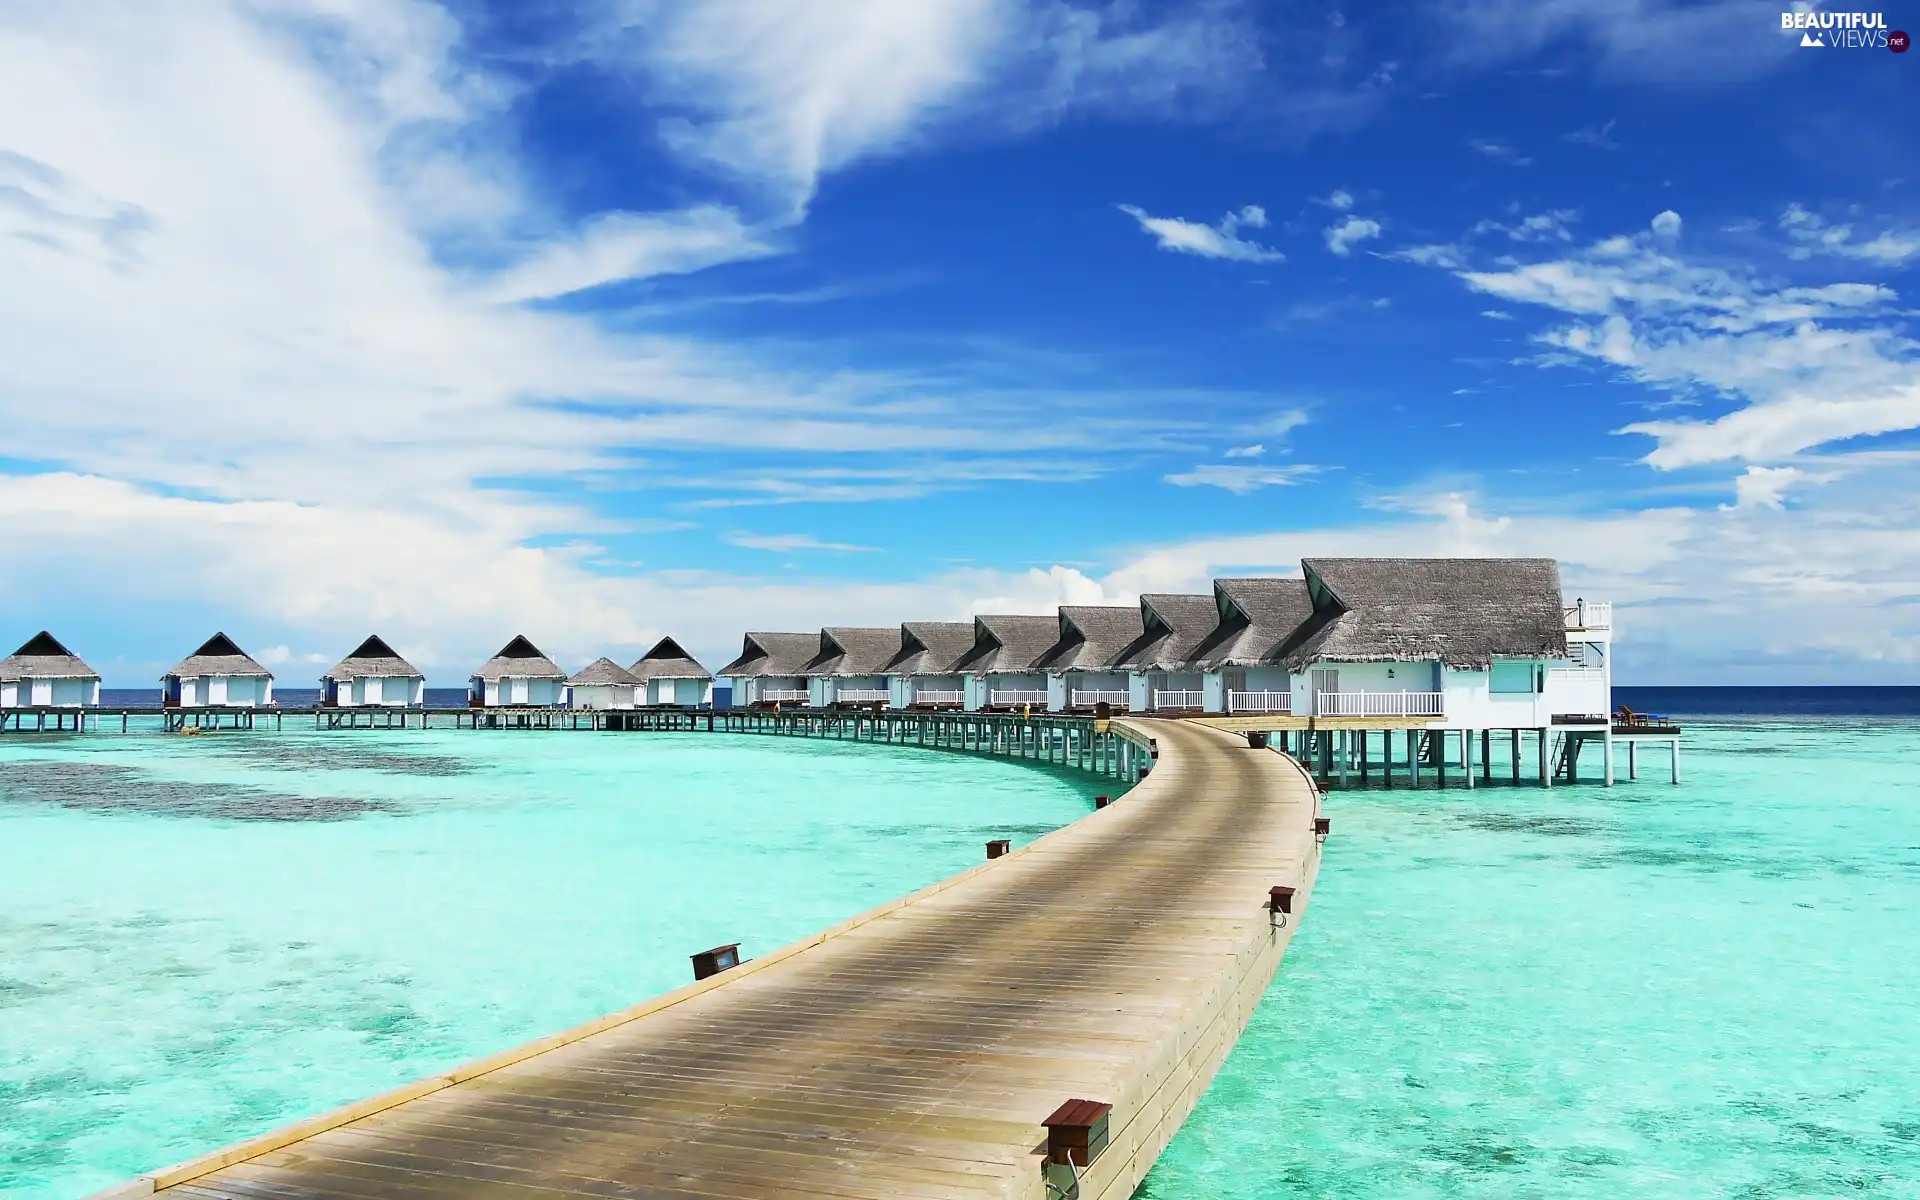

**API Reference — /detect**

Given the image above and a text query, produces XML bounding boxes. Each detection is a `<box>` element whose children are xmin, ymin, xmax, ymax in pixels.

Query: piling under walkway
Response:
<box><xmin>101</xmin><ymin>719</ymin><xmax>1322</xmax><ymax>1200</ymax></box>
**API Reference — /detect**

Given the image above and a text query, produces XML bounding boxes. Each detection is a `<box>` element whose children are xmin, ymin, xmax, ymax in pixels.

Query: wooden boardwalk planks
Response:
<box><xmin>112</xmin><ymin>719</ymin><xmax>1322</xmax><ymax>1200</ymax></box>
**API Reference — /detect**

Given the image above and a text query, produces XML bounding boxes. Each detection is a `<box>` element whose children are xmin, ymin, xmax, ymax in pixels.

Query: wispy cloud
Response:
<box><xmin>1224</xmin><ymin>443</ymin><xmax>1265</xmax><ymax>458</ymax></box>
<box><xmin>1468</xmin><ymin>137</ymin><xmax>1532</xmax><ymax>166</ymax></box>
<box><xmin>1780</xmin><ymin>203</ymin><xmax>1920</xmax><ymax>265</ymax></box>
<box><xmin>725</xmin><ymin>532</ymin><xmax>877</xmax><ymax>553</ymax></box>
<box><xmin>1323</xmin><ymin>214</ymin><xmax>1382</xmax><ymax>256</ymax></box>
<box><xmin>1118</xmin><ymin>203</ymin><xmax>1284</xmax><ymax>263</ymax></box>
<box><xmin>1164</xmin><ymin>464</ymin><xmax>1318</xmax><ymax>493</ymax></box>
<box><xmin>1563</xmin><ymin>118</ymin><xmax>1620</xmax><ymax>150</ymax></box>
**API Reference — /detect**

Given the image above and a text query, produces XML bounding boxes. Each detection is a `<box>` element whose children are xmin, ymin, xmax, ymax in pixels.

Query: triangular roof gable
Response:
<box><xmin>194</xmin><ymin>632</ymin><xmax>246</xmax><ymax>657</ymax></box>
<box><xmin>12</xmin><ymin>631</ymin><xmax>72</xmax><ymax>657</ymax></box>
<box><xmin>347</xmin><ymin>634</ymin><xmax>400</xmax><ymax>659</ymax></box>
<box><xmin>638</xmin><ymin>636</ymin><xmax>695</xmax><ymax>663</ymax></box>
<box><xmin>494</xmin><ymin>634</ymin><xmax>547</xmax><ymax>659</ymax></box>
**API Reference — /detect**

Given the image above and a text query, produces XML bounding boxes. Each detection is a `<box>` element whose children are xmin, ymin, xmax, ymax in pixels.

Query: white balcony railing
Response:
<box><xmin>1228</xmin><ymin>690</ymin><xmax>1293</xmax><ymax>714</ymax></box>
<box><xmin>1072</xmin><ymin>689</ymin><xmax>1129</xmax><ymax>707</ymax></box>
<box><xmin>1314</xmin><ymin>690</ymin><xmax>1444</xmax><ymax>718</ymax></box>
<box><xmin>1153</xmin><ymin>690</ymin><xmax>1206</xmax><ymax>710</ymax></box>
<box><xmin>760</xmin><ymin>688</ymin><xmax>808</xmax><ymax>703</ymax></box>
<box><xmin>1564</xmin><ymin>601</ymin><xmax>1611</xmax><ymax>630</ymax></box>
<box><xmin>837</xmin><ymin>689</ymin><xmax>889</xmax><ymax>703</ymax></box>
<box><xmin>990</xmin><ymin>689</ymin><xmax>1046</xmax><ymax>707</ymax></box>
<box><xmin>1548</xmin><ymin>666</ymin><xmax>1607</xmax><ymax>681</ymax></box>
<box><xmin>914</xmin><ymin>689</ymin><xmax>963</xmax><ymax>705</ymax></box>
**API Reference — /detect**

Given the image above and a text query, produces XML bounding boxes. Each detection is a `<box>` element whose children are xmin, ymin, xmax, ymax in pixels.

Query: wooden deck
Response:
<box><xmin>102</xmin><ymin>719</ymin><xmax>1322</xmax><ymax>1200</ymax></box>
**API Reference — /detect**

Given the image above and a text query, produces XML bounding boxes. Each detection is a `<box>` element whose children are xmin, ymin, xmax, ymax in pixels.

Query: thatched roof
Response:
<box><xmin>166</xmin><ymin>632</ymin><xmax>272</xmax><ymax>680</ymax></box>
<box><xmin>567</xmin><ymin>657</ymin><xmax>640</xmax><ymax>687</ymax></box>
<box><xmin>804</xmin><ymin>627</ymin><xmax>901</xmax><ymax>677</ymax></box>
<box><xmin>1192</xmin><ymin>578</ymin><xmax>1316</xmax><ymax>668</ymax></box>
<box><xmin>323</xmin><ymin>635</ymin><xmax>422</xmax><ymax>682</ymax></box>
<box><xmin>0</xmin><ymin>631</ymin><xmax>100</xmax><ymax>682</ymax></box>
<box><xmin>1115</xmin><ymin>594</ymin><xmax>1220</xmax><ymax>671</ymax></box>
<box><xmin>718</xmin><ymin>632</ymin><xmax>818</xmax><ymax>678</ymax></box>
<box><xmin>1037</xmin><ymin>606</ymin><xmax>1145</xmax><ymax>672</ymax></box>
<box><xmin>627</xmin><ymin>636</ymin><xmax>711</xmax><ymax>681</ymax></box>
<box><xmin>954</xmin><ymin>615</ymin><xmax>1059</xmax><ymax>675</ymax></box>
<box><xmin>1279</xmin><ymin>558</ymin><xmax>1568</xmax><ymax>669</ymax></box>
<box><xmin>471</xmin><ymin>634</ymin><xmax>566</xmax><ymax>681</ymax></box>
<box><xmin>885</xmin><ymin>621</ymin><xmax>976</xmax><ymax>675</ymax></box>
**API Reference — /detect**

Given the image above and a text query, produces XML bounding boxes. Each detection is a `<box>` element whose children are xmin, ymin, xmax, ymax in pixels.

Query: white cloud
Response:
<box><xmin>1422</xmin><ymin>217</ymin><xmax>1920</xmax><ymax>469</ymax></box>
<box><xmin>1480</xmin><ymin>309</ymin><xmax>1514</xmax><ymax>320</ymax></box>
<box><xmin>1323</xmin><ymin>215</ymin><xmax>1382</xmax><ymax>256</ymax></box>
<box><xmin>1163</xmin><ymin>464</ymin><xmax>1318</xmax><ymax>493</ymax></box>
<box><xmin>1223</xmin><ymin>444</ymin><xmax>1265</xmax><ymax>458</ymax></box>
<box><xmin>1244</xmin><ymin>409</ymin><xmax>1311</xmax><ymax>439</ymax></box>
<box><xmin>1722</xmin><ymin>464</ymin><xmax>1801</xmax><ymax>510</ymax></box>
<box><xmin>1467</xmin><ymin>137</ymin><xmax>1531</xmax><ymax>166</ymax></box>
<box><xmin>1650</xmin><ymin>209</ymin><xmax>1682</xmax><ymax>238</ymax></box>
<box><xmin>1432</xmin><ymin>0</ymin><xmax>1796</xmax><ymax>85</ymax></box>
<box><xmin>1780</xmin><ymin>203</ymin><xmax>1920</xmax><ymax>265</ymax></box>
<box><xmin>1472</xmin><ymin>209</ymin><xmax>1577</xmax><ymax>243</ymax></box>
<box><xmin>725</xmin><ymin>532</ymin><xmax>878</xmax><ymax>553</ymax></box>
<box><xmin>1322</xmin><ymin>188</ymin><xmax>1355</xmax><ymax>210</ymax></box>
<box><xmin>479</xmin><ymin>207</ymin><xmax>778</xmax><ymax>302</ymax></box>
<box><xmin>1118</xmin><ymin>203</ymin><xmax>1283</xmax><ymax>263</ymax></box>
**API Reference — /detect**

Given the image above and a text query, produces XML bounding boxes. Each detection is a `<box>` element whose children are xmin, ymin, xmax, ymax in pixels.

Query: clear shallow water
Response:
<box><xmin>1140</xmin><ymin>718</ymin><xmax>1920</xmax><ymax>1198</ymax></box>
<box><xmin>0</xmin><ymin>729</ymin><xmax>1098</xmax><ymax>1198</ymax></box>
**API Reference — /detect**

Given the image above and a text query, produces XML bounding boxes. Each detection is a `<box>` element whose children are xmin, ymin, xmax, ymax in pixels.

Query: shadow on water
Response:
<box><xmin>0</xmin><ymin>761</ymin><xmax>396</xmax><ymax>822</ymax></box>
<box><xmin>207</xmin><ymin>738</ymin><xmax>471</xmax><ymax>777</ymax></box>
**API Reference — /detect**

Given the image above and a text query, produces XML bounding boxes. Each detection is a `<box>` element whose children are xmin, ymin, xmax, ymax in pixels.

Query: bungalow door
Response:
<box><xmin>510</xmin><ymin>677</ymin><xmax>529</xmax><ymax>705</ymax></box>
<box><xmin>1311</xmin><ymin>668</ymin><xmax>1339</xmax><ymax>716</ymax></box>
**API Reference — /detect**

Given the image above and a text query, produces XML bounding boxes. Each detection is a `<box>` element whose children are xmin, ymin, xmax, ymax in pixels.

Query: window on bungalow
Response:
<box><xmin>1490</xmin><ymin>661</ymin><xmax>1537</xmax><ymax>694</ymax></box>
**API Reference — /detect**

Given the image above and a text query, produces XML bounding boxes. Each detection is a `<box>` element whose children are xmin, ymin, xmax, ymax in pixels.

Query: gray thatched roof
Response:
<box><xmin>323</xmin><ymin>635</ymin><xmax>422</xmax><ymax>682</ymax></box>
<box><xmin>885</xmin><ymin>621</ymin><xmax>976</xmax><ymax>675</ymax></box>
<box><xmin>954</xmin><ymin>614</ymin><xmax>1059</xmax><ymax>674</ymax></box>
<box><xmin>471</xmin><ymin>635</ymin><xmax>566</xmax><ymax>681</ymax></box>
<box><xmin>804</xmin><ymin>627</ymin><xmax>901</xmax><ymax>677</ymax></box>
<box><xmin>567</xmin><ymin>657</ymin><xmax>640</xmax><ymax>687</ymax></box>
<box><xmin>1192</xmin><ymin>578</ymin><xmax>1316</xmax><ymax>668</ymax></box>
<box><xmin>628</xmin><ymin>636</ymin><xmax>711</xmax><ymax>681</ymax></box>
<box><xmin>1116</xmin><ymin>594</ymin><xmax>1220</xmax><ymax>671</ymax></box>
<box><xmin>718</xmin><ymin>632</ymin><xmax>818</xmax><ymax>678</ymax></box>
<box><xmin>1280</xmin><ymin>558</ymin><xmax>1568</xmax><ymax>669</ymax></box>
<box><xmin>1037</xmin><ymin>606</ymin><xmax>1145</xmax><ymax>671</ymax></box>
<box><xmin>166</xmin><ymin>633</ymin><xmax>272</xmax><ymax>680</ymax></box>
<box><xmin>0</xmin><ymin>631</ymin><xmax>100</xmax><ymax>682</ymax></box>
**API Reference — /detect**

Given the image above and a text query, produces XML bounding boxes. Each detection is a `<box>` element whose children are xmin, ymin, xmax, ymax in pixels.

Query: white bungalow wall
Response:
<box><xmin>570</xmin><ymin>683</ymin><xmax>638</xmax><ymax>710</ymax></box>
<box><xmin>2</xmin><ymin>678</ymin><xmax>98</xmax><ymax>707</ymax></box>
<box><xmin>180</xmin><ymin>675</ymin><xmax>271</xmax><ymax>708</ymax></box>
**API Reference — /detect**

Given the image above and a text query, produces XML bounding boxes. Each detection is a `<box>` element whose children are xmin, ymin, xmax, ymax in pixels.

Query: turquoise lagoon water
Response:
<box><xmin>0</xmin><ymin>729</ymin><xmax>1099</xmax><ymax>1198</ymax></box>
<box><xmin>1141</xmin><ymin>719</ymin><xmax>1920</xmax><ymax>1198</ymax></box>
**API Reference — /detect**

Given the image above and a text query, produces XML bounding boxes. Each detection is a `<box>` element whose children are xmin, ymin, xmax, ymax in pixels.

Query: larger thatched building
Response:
<box><xmin>322</xmin><ymin>636</ymin><xmax>425</xmax><ymax>708</ymax></box>
<box><xmin>163</xmin><ymin>633</ymin><xmax>274</xmax><ymax>708</ymax></box>
<box><xmin>469</xmin><ymin>636</ymin><xmax>567</xmax><ymax>708</ymax></box>
<box><xmin>0</xmin><ymin>632</ymin><xmax>101</xmax><ymax>708</ymax></box>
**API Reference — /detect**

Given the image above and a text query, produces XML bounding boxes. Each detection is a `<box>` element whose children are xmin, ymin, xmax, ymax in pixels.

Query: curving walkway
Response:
<box><xmin>105</xmin><ymin>720</ymin><xmax>1322</xmax><ymax>1200</ymax></box>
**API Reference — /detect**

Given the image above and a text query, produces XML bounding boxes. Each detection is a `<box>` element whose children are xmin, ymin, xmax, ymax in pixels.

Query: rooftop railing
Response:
<box><xmin>1314</xmin><ymin>690</ymin><xmax>1444</xmax><ymax>718</ymax></box>
<box><xmin>1564</xmin><ymin>600</ymin><xmax>1611</xmax><ymax>630</ymax></box>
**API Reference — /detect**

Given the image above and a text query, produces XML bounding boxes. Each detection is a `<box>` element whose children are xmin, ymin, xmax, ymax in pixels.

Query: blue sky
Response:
<box><xmin>1</xmin><ymin>0</ymin><xmax>1916</xmax><ymax>685</ymax></box>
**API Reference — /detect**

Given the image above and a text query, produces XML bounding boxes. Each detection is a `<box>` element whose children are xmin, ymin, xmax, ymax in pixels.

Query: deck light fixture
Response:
<box><xmin>986</xmin><ymin>838</ymin><xmax>1011</xmax><ymax>859</ymax></box>
<box><xmin>1137</xmin><ymin>766</ymin><xmax>1150</xmax><ymax>781</ymax></box>
<box><xmin>1269</xmin><ymin>884</ymin><xmax>1296</xmax><ymax>928</ymax></box>
<box><xmin>1043</xmin><ymin>1098</ymin><xmax>1112</xmax><ymax>1169</ymax></box>
<box><xmin>1247</xmin><ymin>731</ymin><xmax>1269</xmax><ymax>750</ymax></box>
<box><xmin>690</xmin><ymin>943</ymin><xmax>741</xmax><ymax>981</ymax></box>
<box><xmin>1094</xmin><ymin>794</ymin><xmax>1111</xmax><ymax>809</ymax></box>
<box><xmin>1314</xmin><ymin>816</ymin><xmax>1331</xmax><ymax>842</ymax></box>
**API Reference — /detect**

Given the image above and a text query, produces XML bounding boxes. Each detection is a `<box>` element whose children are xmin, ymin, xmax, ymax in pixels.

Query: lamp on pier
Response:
<box><xmin>986</xmin><ymin>838</ymin><xmax>1011</xmax><ymax>859</ymax></box>
<box><xmin>690</xmin><ymin>943</ymin><xmax>741</xmax><ymax>981</ymax></box>
<box><xmin>1094</xmin><ymin>794</ymin><xmax>1111</xmax><ymax>809</ymax></box>
<box><xmin>1268</xmin><ymin>885</ymin><xmax>1296</xmax><ymax>929</ymax></box>
<box><xmin>1247</xmin><ymin>731</ymin><xmax>1269</xmax><ymax>750</ymax></box>
<box><xmin>1043</xmin><ymin>1098</ymin><xmax>1112</xmax><ymax>1170</ymax></box>
<box><xmin>1314</xmin><ymin>816</ymin><xmax>1331</xmax><ymax>843</ymax></box>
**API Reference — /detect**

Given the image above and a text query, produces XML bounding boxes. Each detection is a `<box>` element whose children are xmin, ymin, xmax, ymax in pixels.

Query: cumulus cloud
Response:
<box><xmin>1650</xmin><ymin>209</ymin><xmax>1682</xmax><ymax>238</ymax></box>
<box><xmin>1323</xmin><ymin>215</ymin><xmax>1382</xmax><ymax>256</ymax></box>
<box><xmin>1118</xmin><ymin>202</ymin><xmax>1284</xmax><ymax>262</ymax></box>
<box><xmin>1223</xmin><ymin>444</ymin><xmax>1265</xmax><ymax>458</ymax></box>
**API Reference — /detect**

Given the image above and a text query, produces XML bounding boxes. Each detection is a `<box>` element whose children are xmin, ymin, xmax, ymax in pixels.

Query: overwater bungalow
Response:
<box><xmin>882</xmin><ymin>621</ymin><xmax>975</xmax><ymax>709</ymax></box>
<box><xmin>321</xmin><ymin>635</ymin><xmax>425</xmax><ymax>708</ymax></box>
<box><xmin>1187</xmin><ymin>577</ymin><xmax>1313</xmax><ymax>714</ymax></box>
<box><xmin>1036</xmin><ymin>605</ymin><xmax>1144</xmax><ymax>712</ymax></box>
<box><xmin>0</xmin><ymin>632</ymin><xmax>101</xmax><ymax>708</ymax></box>
<box><xmin>627</xmin><ymin>637</ymin><xmax>712</xmax><ymax>707</ymax></box>
<box><xmin>566</xmin><ymin>658</ymin><xmax>641</xmax><ymax>710</ymax></box>
<box><xmin>952</xmin><ymin>615</ymin><xmax>1059</xmax><ymax>711</ymax></box>
<box><xmin>1115</xmin><ymin>593</ymin><xmax>1220</xmax><ymax>712</ymax></box>
<box><xmin>470</xmin><ymin>636</ymin><xmax>567</xmax><ymax>708</ymax></box>
<box><xmin>802</xmin><ymin>628</ymin><xmax>900</xmax><ymax>707</ymax></box>
<box><xmin>717</xmin><ymin>632</ymin><xmax>817</xmax><ymax>707</ymax></box>
<box><xmin>163</xmin><ymin>633</ymin><xmax>274</xmax><ymax>708</ymax></box>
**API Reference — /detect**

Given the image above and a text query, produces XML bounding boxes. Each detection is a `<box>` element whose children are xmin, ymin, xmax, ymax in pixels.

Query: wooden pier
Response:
<box><xmin>94</xmin><ymin>719</ymin><xmax>1320</xmax><ymax>1200</ymax></box>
